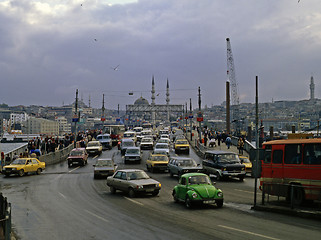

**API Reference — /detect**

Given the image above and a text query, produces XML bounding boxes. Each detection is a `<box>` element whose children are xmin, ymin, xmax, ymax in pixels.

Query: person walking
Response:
<box><xmin>225</xmin><ymin>136</ymin><xmax>231</xmax><ymax>149</ymax></box>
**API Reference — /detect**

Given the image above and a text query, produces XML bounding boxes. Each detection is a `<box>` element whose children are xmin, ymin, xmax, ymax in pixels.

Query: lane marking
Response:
<box><xmin>68</xmin><ymin>166</ymin><xmax>80</xmax><ymax>173</ymax></box>
<box><xmin>218</xmin><ymin>225</ymin><xmax>280</xmax><ymax>240</ymax></box>
<box><xmin>124</xmin><ymin>197</ymin><xmax>144</xmax><ymax>206</ymax></box>
<box><xmin>93</xmin><ymin>155</ymin><xmax>99</xmax><ymax>159</ymax></box>
<box><xmin>85</xmin><ymin>210</ymin><xmax>109</xmax><ymax>223</ymax></box>
<box><xmin>234</xmin><ymin>189</ymin><xmax>262</xmax><ymax>195</ymax></box>
<box><xmin>58</xmin><ymin>192</ymin><xmax>67</xmax><ymax>199</ymax></box>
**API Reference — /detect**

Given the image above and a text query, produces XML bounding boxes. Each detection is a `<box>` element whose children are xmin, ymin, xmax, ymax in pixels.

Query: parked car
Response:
<box><xmin>168</xmin><ymin>157</ymin><xmax>203</xmax><ymax>177</ymax></box>
<box><xmin>96</xmin><ymin>134</ymin><xmax>112</xmax><ymax>150</ymax></box>
<box><xmin>203</xmin><ymin>150</ymin><xmax>246</xmax><ymax>181</ymax></box>
<box><xmin>124</xmin><ymin>147</ymin><xmax>141</xmax><ymax>164</ymax></box>
<box><xmin>154</xmin><ymin>143</ymin><xmax>170</xmax><ymax>156</ymax></box>
<box><xmin>120</xmin><ymin>138</ymin><xmax>135</xmax><ymax>155</ymax></box>
<box><xmin>174</xmin><ymin>138</ymin><xmax>190</xmax><ymax>154</ymax></box>
<box><xmin>146</xmin><ymin>154</ymin><xmax>169</xmax><ymax>172</ymax></box>
<box><xmin>86</xmin><ymin>141</ymin><xmax>103</xmax><ymax>156</ymax></box>
<box><xmin>172</xmin><ymin>173</ymin><xmax>223</xmax><ymax>208</ymax></box>
<box><xmin>140</xmin><ymin>137</ymin><xmax>154</xmax><ymax>150</ymax></box>
<box><xmin>2</xmin><ymin>158</ymin><xmax>45</xmax><ymax>177</ymax></box>
<box><xmin>106</xmin><ymin>169</ymin><xmax>161</xmax><ymax>197</ymax></box>
<box><xmin>93</xmin><ymin>158</ymin><xmax>117</xmax><ymax>179</ymax></box>
<box><xmin>68</xmin><ymin>148</ymin><xmax>88</xmax><ymax>167</ymax></box>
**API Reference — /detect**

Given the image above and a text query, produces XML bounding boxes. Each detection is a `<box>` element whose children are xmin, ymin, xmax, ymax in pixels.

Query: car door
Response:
<box><xmin>118</xmin><ymin>172</ymin><xmax>129</xmax><ymax>191</ymax></box>
<box><xmin>177</xmin><ymin>177</ymin><xmax>188</xmax><ymax>200</ymax></box>
<box><xmin>24</xmin><ymin>159</ymin><xmax>33</xmax><ymax>173</ymax></box>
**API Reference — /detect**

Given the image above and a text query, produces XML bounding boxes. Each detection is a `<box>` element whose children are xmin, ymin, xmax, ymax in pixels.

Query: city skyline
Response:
<box><xmin>0</xmin><ymin>0</ymin><xmax>320</xmax><ymax>109</ymax></box>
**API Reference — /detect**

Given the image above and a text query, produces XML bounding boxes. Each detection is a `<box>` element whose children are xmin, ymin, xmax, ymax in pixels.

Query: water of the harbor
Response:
<box><xmin>0</xmin><ymin>143</ymin><xmax>28</xmax><ymax>154</ymax></box>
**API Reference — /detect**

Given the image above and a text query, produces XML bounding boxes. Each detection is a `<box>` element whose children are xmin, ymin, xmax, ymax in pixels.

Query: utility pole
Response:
<box><xmin>185</xmin><ymin>102</ymin><xmax>188</xmax><ymax>135</ymax></box>
<box><xmin>198</xmin><ymin>87</ymin><xmax>202</xmax><ymax>142</ymax></box>
<box><xmin>101</xmin><ymin>94</ymin><xmax>105</xmax><ymax>127</ymax></box>
<box><xmin>254</xmin><ymin>76</ymin><xmax>259</xmax><ymax>207</ymax></box>
<box><xmin>74</xmin><ymin>89</ymin><xmax>79</xmax><ymax>147</ymax></box>
<box><xmin>190</xmin><ymin>98</ymin><xmax>193</xmax><ymax>141</ymax></box>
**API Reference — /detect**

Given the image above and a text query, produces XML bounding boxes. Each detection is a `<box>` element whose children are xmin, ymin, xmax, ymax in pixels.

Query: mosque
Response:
<box><xmin>125</xmin><ymin>77</ymin><xmax>184</xmax><ymax>127</ymax></box>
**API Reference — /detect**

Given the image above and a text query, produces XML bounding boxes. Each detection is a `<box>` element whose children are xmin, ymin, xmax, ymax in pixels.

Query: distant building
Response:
<box><xmin>55</xmin><ymin>116</ymin><xmax>71</xmax><ymax>135</ymax></box>
<box><xmin>26</xmin><ymin>117</ymin><xmax>59</xmax><ymax>135</ymax></box>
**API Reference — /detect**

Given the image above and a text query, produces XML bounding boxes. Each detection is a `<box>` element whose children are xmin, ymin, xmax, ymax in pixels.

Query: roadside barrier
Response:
<box><xmin>39</xmin><ymin>144</ymin><xmax>74</xmax><ymax>165</ymax></box>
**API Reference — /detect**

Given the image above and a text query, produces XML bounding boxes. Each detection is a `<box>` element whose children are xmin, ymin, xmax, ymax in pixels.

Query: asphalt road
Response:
<box><xmin>1</xmin><ymin>145</ymin><xmax>321</xmax><ymax>240</ymax></box>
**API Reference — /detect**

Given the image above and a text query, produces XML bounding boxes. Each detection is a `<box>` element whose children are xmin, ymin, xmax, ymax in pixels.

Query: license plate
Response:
<box><xmin>146</xmin><ymin>189</ymin><xmax>154</xmax><ymax>192</ymax></box>
<box><xmin>203</xmin><ymin>200</ymin><xmax>215</xmax><ymax>204</ymax></box>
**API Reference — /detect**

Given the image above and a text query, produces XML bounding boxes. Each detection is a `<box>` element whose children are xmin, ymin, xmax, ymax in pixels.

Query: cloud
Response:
<box><xmin>0</xmin><ymin>0</ymin><xmax>321</xmax><ymax>109</ymax></box>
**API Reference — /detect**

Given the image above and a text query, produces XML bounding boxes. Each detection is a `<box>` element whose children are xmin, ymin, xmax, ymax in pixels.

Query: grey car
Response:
<box><xmin>124</xmin><ymin>147</ymin><xmax>141</xmax><ymax>164</ymax></box>
<box><xmin>168</xmin><ymin>157</ymin><xmax>203</xmax><ymax>178</ymax></box>
<box><xmin>106</xmin><ymin>169</ymin><xmax>161</xmax><ymax>197</ymax></box>
<box><xmin>93</xmin><ymin>158</ymin><xmax>118</xmax><ymax>179</ymax></box>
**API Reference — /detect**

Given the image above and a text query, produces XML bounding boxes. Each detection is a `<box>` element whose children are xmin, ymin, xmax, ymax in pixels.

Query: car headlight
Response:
<box><xmin>137</xmin><ymin>185</ymin><xmax>144</xmax><ymax>189</ymax></box>
<box><xmin>192</xmin><ymin>192</ymin><xmax>198</xmax><ymax>199</ymax></box>
<box><xmin>12</xmin><ymin>168</ymin><xmax>17</xmax><ymax>171</ymax></box>
<box><xmin>158</xmin><ymin>183</ymin><xmax>161</xmax><ymax>188</ymax></box>
<box><xmin>217</xmin><ymin>192</ymin><xmax>223</xmax><ymax>197</ymax></box>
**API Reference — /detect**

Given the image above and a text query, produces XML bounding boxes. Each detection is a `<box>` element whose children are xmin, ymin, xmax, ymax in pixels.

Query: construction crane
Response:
<box><xmin>226</xmin><ymin>38</ymin><xmax>241</xmax><ymax>135</ymax></box>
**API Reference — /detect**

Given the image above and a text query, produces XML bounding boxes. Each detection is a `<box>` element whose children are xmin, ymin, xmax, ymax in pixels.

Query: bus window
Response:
<box><xmin>272</xmin><ymin>150</ymin><xmax>283</xmax><ymax>164</ymax></box>
<box><xmin>303</xmin><ymin>143</ymin><xmax>321</xmax><ymax>165</ymax></box>
<box><xmin>264</xmin><ymin>148</ymin><xmax>271</xmax><ymax>163</ymax></box>
<box><xmin>284</xmin><ymin>144</ymin><xmax>302</xmax><ymax>164</ymax></box>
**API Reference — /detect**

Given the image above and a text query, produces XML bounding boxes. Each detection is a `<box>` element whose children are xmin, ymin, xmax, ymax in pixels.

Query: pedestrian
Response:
<box><xmin>238</xmin><ymin>137</ymin><xmax>244</xmax><ymax>155</ymax></box>
<box><xmin>225</xmin><ymin>136</ymin><xmax>231</xmax><ymax>149</ymax></box>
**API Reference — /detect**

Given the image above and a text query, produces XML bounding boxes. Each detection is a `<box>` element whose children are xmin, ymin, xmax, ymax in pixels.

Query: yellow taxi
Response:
<box><xmin>2</xmin><ymin>158</ymin><xmax>45</xmax><ymax>177</ymax></box>
<box><xmin>174</xmin><ymin>138</ymin><xmax>190</xmax><ymax>154</ymax></box>
<box><xmin>146</xmin><ymin>154</ymin><xmax>169</xmax><ymax>173</ymax></box>
<box><xmin>239</xmin><ymin>155</ymin><xmax>252</xmax><ymax>174</ymax></box>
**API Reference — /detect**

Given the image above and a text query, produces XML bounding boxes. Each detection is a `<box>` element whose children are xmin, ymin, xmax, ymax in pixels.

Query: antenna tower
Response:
<box><xmin>226</xmin><ymin>38</ymin><xmax>240</xmax><ymax>134</ymax></box>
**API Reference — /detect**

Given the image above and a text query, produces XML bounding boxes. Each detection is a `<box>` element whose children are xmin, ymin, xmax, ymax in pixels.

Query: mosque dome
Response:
<box><xmin>134</xmin><ymin>96</ymin><xmax>149</xmax><ymax>105</ymax></box>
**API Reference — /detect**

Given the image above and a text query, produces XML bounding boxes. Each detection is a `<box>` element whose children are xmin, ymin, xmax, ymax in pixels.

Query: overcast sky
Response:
<box><xmin>0</xmin><ymin>0</ymin><xmax>320</xmax><ymax>110</ymax></box>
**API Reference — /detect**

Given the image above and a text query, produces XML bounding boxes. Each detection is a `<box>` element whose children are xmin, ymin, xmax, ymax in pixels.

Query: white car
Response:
<box><xmin>140</xmin><ymin>137</ymin><xmax>154</xmax><ymax>150</ymax></box>
<box><xmin>157</xmin><ymin>138</ymin><xmax>171</xmax><ymax>146</ymax></box>
<box><xmin>154</xmin><ymin>143</ymin><xmax>170</xmax><ymax>156</ymax></box>
<box><xmin>123</xmin><ymin>131</ymin><xmax>137</xmax><ymax>143</ymax></box>
<box><xmin>86</xmin><ymin>141</ymin><xmax>103</xmax><ymax>156</ymax></box>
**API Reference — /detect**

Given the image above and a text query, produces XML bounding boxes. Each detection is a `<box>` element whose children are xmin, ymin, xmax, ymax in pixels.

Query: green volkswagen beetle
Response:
<box><xmin>172</xmin><ymin>173</ymin><xmax>223</xmax><ymax>208</ymax></box>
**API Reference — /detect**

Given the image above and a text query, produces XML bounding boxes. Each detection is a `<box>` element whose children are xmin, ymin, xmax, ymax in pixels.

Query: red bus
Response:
<box><xmin>260</xmin><ymin>139</ymin><xmax>321</xmax><ymax>205</ymax></box>
<box><xmin>103</xmin><ymin>125</ymin><xmax>125</xmax><ymax>146</ymax></box>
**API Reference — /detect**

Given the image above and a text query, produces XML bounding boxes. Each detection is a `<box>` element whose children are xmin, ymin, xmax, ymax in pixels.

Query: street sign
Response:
<box><xmin>189</xmin><ymin>114</ymin><xmax>193</xmax><ymax>119</ymax></box>
<box><xmin>197</xmin><ymin>112</ymin><xmax>203</xmax><ymax>122</ymax></box>
<box><xmin>72</xmin><ymin>118</ymin><xmax>79</xmax><ymax>122</ymax></box>
<box><xmin>116</xmin><ymin>118</ymin><xmax>120</xmax><ymax>122</ymax></box>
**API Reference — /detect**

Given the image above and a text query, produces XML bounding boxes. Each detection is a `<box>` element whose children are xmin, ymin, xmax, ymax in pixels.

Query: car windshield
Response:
<box><xmin>128</xmin><ymin>171</ymin><xmax>150</xmax><ymax>180</ymax></box>
<box><xmin>96</xmin><ymin>160</ymin><xmax>113</xmax><ymax>167</ymax></box>
<box><xmin>188</xmin><ymin>175</ymin><xmax>211</xmax><ymax>185</ymax></box>
<box><xmin>124</xmin><ymin>133</ymin><xmax>135</xmax><ymax>138</ymax></box>
<box><xmin>217</xmin><ymin>154</ymin><xmax>240</xmax><ymax>163</ymax></box>
<box><xmin>176</xmin><ymin>140</ymin><xmax>188</xmax><ymax>144</ymax></box>
<box><xmin>156</xmin><ymin>144</ymin><xmax>168</xmax><ymax>149</ymax></box>
<box><xmin>87</xmin><ymin>142</ymin><xmax>99</xmax><ymax>147</ymax></box>
<box><xmin>158</xmin><ymin>139</ymin><xmax>168</xmax><ymax>143</ymax></box>
<box><xmin>126</xmin><ymin>149</ymin><xmax>139</xmax><ymax>154</ymax></box>
<box><xmin>151</xmin><ymin>155</ymin><xmax>168</xmax><ymax>161</ymax></box>
<box><xmin>178</xmin><ymin>159</ymin><xmax>196</xmax><ymax>167</ymax></box>
<box><xmin>70</xmin><ymin>150</ymin><xmax>83</xmax><ymax>156</ymax></box>
<box><xmin>123</xmin><ymin>141</ymin><xmax>134</xmax><ymax>147</ymax></box>
<box><xmin>241</xmin><ymin>158</ymin><xmax>250</xmax><ymax>163</ymax></box>
<box><xmin>11</xmin><ymin>159</ymin><xmax>26</xmax><ymax>165</ymax></box>
<box><xmin>142</xmin><ymin>138</ymin><xmax>152</xmax><ymax>142</ymax></box>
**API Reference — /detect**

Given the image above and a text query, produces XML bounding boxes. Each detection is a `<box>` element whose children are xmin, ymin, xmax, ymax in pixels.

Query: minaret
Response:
<box><xmin>310</xmin><ymin>76</ymin><xmax>315</xmax><ymax>100</ymax></box>
<box><xmin>166</xmin><ymin>79</ymin><xmax>170</xmax><ymax>122</ymax></box>
<box><xmin>151</xmin><ymin>76</ymin><xmax>156</xmax><ymax>127</ymax></box>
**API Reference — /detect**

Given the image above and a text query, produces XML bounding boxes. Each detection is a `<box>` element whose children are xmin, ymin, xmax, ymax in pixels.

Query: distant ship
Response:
<box><xmin>1</xmin><ymin>131</ymin><xmax>40</xmax><ymax>143</ymax></box>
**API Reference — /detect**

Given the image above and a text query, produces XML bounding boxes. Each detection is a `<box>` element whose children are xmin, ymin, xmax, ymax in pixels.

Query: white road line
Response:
<box><xmin>234</xmin><ymin>189</ymin><xmax>262</xmax><ymax>195</ymax></box>
<box><xmin>85</xmin><ymin>210</ymin><xmax>109</xmax><ymax>223</ymax></box>
<box><xmin>68</xmin><ymin>166</ymin><xmax>80</xmax><ymax>173</ymax></box>
<box><xmin>93</xmin><ymin>155</ymin><xmax>99</xmax><ymax>159</ymax></box>
<box><xmin>58</xmin><ymin>192</ymin><xmax>67</xmax><ymax>199</ymax></box>
<box><xmin>124</xmin><ymin>197</ymin><xmax>144</xmax><ymax>206</ymax></box>
<box><xmin>218</xmin><ymin>225</ymin><xmax>280</xmax><ymax>240</ymax></box>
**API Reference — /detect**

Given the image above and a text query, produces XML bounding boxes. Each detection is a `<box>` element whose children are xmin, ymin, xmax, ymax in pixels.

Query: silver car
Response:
<box><xmin>106</xmin><ymin>169</ymin><xmax>161</xmax><ymax>197</ymax></box>
<box><xmin>93</xmin><ymin>158</ymin><xmax>118</xmax><ymax>179</ymax></box>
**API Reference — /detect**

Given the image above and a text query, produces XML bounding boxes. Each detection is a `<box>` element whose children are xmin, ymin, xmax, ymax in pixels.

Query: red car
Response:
<box><xmin>68</xmin><ymin>148</ymin><xmax>88</xmax><ymax>167</ymax></box>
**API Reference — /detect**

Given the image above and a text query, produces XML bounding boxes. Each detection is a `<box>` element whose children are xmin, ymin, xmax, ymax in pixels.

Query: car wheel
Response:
<box><xmin>4</xmin><ymin>174</ymin><xmax>10</xmax><ymax>177</ymax></box>
<box><xmin>185</xmin><ymin>196</ymin><xmax>193</xmax><ymax>208</ymax></box>
<box><xmin>170</xmin><ymin>171</ymin><xmax>173</xmax><ymax>178</ymax></box>
<box><xmin>216</xmin><ymin>174</ymin><xmax>221</xmax><ymax>181</ymax></box>
<box><xmin>94</xmin><ymin>174</ymin><xmax>97</xmax><ymax>179</ymax></box>
<box><xmin>292</xmin><ymin>186</ymin><xmax>305</xmax><ymax>205</ymax></box>
<box><xmin>110</xmin><ymin>186</ymin><xmax>116</xmax><ymax>194</ymax></box>
<box><xmin>128</xmin><ymin>188</ymin><xmax>135</xmax><ymax>198</ymax></box>
<box><xmin>18</xmin><ymin>169</ymin><xmax>24</xmax><ymax>177</ymax></box>
<box><xmin>150</xmin><ymin>167</ymin><xmax>154</xmax><ymax>173</ymax></box>
<box><xmin>152</xmin><ymin>190</ymin><xmax>159</xmax><ymax>196</ymax></box>
<box><xmin>239</xmin><ymin>176</ymin><xmax>244</xmax><ymax>182</ymax></box>
<box><xmin>36</xmin><ymin>168</ymin><xmax>42</xmax><ymax>175</ymax></box>
<box><xmin>68</xmin><ymin>163</ymin><xmax>72</xmax><ymax>168</ymax></box>
<box><xmin>216</xmin><ymin>200</ymin><xmax>223</xmax><ymax>208</ymax></box>
<box><xmin>173</xmin><ymin>191</ymin><xmax>179</xmax><ymax>203</ymax></box>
